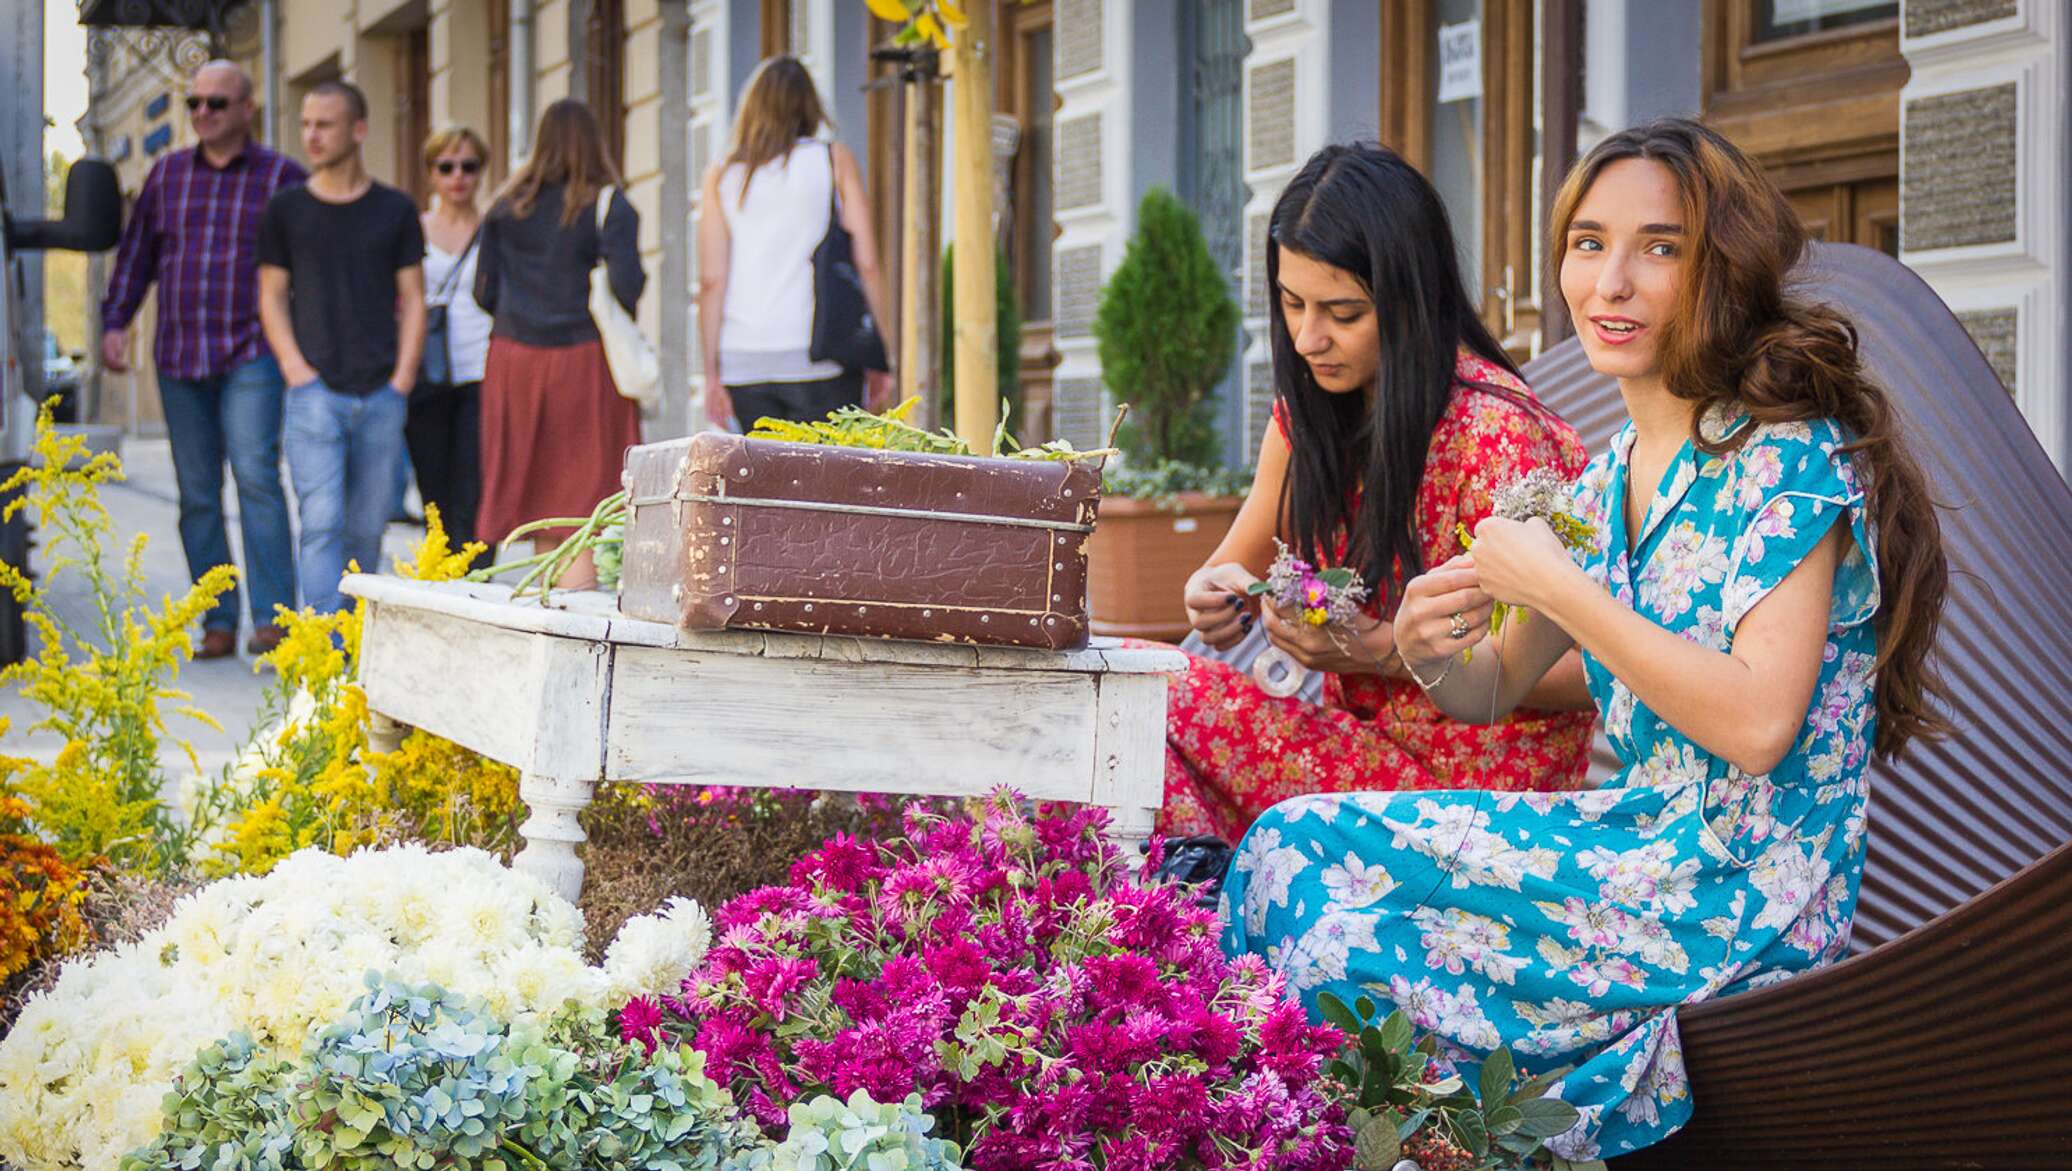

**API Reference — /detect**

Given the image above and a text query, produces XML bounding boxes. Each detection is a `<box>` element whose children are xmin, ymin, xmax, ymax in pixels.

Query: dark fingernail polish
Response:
<box><xmin>1226</xmin><ymin>594</ymin><xmax>1241</xmax><ymax>608</ymax></box>
<box><xmin>1241</xmin><ymin>614</ymin><xmax>1254</xmax><ymax>628</ymax></box>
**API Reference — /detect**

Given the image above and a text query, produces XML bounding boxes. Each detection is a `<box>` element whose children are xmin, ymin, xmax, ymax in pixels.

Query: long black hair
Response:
<box><xmin>1270</xmin><ymin>142</ymin><xmax>1527</xmax><ymax>604</ymax></box>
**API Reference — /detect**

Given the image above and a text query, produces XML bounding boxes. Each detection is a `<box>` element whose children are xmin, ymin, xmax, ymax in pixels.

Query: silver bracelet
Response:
<box><xmin>1403</xmin><ymin>651</ymin><xmax>1455</xmax><ymax>691</ymax></box>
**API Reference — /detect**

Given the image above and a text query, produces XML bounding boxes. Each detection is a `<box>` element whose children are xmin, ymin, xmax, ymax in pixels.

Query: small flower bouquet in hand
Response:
<box><xmin>1456</xmin><ymin>467</ymin><xmax>1598</xmax><ymax>646</ymax></box>
<box><xmin>1241</xmin><ymin>541</ymin><xmax>1372</xmax><ymax>697</ymax></box>
<box><xmin>1247</xmin><ymin>539</ymin><xmax>1371</xmax><ymax>626</ymax></box>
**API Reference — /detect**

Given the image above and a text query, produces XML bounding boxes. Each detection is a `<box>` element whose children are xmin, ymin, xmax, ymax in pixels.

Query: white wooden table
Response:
<box><xmin>341</xmin><ymin>575</ymin><xmax>1183</xmax><ymax>902</ymax></box>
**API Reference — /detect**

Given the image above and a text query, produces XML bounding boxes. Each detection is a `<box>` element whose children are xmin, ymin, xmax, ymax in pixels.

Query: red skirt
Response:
<box><xmin>477</xmin><ymin>335</ymin><xmax>641</xmax><ymax>546</ymax></box>
<box><xmin>1150</xmin><ymin>647</ymin><xmax>1597</xmax><ymax>841</ymax></box>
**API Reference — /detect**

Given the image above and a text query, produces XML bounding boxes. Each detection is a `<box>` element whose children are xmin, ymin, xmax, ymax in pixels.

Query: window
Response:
<box><xmin>1752</xmin><ymin>0</ymin><xmax>1897</xmax><ymax>44</ymax></box>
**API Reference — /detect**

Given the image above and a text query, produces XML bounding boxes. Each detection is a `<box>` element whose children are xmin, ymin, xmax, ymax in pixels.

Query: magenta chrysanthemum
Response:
<box><xmin>645</xmin><ymin>790</ymin><xmax>1350</xmax><ymax>1170</ymax></box>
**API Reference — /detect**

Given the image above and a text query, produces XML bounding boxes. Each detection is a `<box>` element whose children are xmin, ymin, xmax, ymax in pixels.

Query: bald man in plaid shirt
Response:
<box><xmin>101</xmin><ymin>60</ymin><xmax>305</xmax><ymax>660</ymax></box>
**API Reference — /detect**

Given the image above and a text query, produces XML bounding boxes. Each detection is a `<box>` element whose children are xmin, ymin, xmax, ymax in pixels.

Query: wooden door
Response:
<box><xmin>487</xmin><ymin>0</ymin><xmax>510</xmax><ymax>181</ymax></box>
<box><xmin>396</xmin><ymin>28</ymin><xmax>431</xmax><ymax>206</ymax></box>
<box><xmin>999</xmin><ymin>0</ymin><xmax>1057</xmax><ymax>439</ymax></box>
<box><xmin>583</xmin><ymin>0</ymin><xmax>627</xmax><ymax>171</ymax></box>
<box><xmin>1380</xmin><ymin>0</ymin><xmax>1538</xmax><ymax>359</ymax></box>
<box><xmin>1702</xmin><ymin>0</ymin><xmax>1906</xmax><ymax>256</ymax></box>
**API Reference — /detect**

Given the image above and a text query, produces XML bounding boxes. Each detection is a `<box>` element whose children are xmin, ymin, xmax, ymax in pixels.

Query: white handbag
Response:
<box><xmin>589</xmin><ymin>185</ymin><xmax>660</xmax><ymax>410</ymax></box>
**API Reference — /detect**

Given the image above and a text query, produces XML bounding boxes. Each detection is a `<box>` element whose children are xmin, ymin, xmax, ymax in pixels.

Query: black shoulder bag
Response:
<box><xmin>807</xmin><ymin>144</ymin><xmax>890</xmax><ymax>373</ymax></box>
<box><xmin>419</xmin><ymin>228</ymin><xmax>480</xmax><ymax>388</ymax></box>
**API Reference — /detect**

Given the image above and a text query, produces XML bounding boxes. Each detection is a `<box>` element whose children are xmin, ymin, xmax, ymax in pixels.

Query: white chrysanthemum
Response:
<box><xmin>0</xmin><ymin>845</ymin><xmax>609</xmax><ymax>1171</ymax></box>
<box><xmin>603</xmin><ymin>896</ymin><xmax>713</xmax><ymax>1003</ymax></box>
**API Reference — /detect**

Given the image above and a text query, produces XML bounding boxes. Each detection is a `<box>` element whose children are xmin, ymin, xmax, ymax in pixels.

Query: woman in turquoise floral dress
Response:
<box><xmin>1221</xmin><ymin>119</ymin><xmax>1952</xmax><ymax>1158</ymax></box>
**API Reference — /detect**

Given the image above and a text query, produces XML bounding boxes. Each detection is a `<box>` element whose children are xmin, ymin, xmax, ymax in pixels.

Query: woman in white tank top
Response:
<box><xmin>411</xmin><ymin>124</ymin><xmax>493</xmax><ymax>547</ymax></box>
<box><xmin>697</xmin><ymin>56</ymin><xmax>893</xmax><ymax>428</ymax></box>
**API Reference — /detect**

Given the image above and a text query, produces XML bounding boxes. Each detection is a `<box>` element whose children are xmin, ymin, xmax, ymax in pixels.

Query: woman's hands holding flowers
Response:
<box><xmin>1184</xmin><ymin>562</ymin><xmax>1261</xmax><ymax>649</ymax></box>
<box><xmin>1260</xmin><ymin>603</ymin><xmax>1388</xmax><ymax>674</ymax></box>
<box><xmin>1394</xmin><ymin>554</ymin><xmax>1496</xmax><ymax>671</ymax></box>
<box><xmin>1467</xmin><ymin>515</ymin><xmax>1581</xmax><ymax>610</ymax></box>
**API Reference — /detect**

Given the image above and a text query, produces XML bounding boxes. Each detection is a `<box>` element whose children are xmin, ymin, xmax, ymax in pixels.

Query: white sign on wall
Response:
<box><xmin>1437</xmin><ymin>20</ymin><xmax>1482</xmax><ymax>104</ymax></box>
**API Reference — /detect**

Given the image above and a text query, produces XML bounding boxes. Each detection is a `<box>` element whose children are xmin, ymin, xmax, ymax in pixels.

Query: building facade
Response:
<box><xmin>74</xmin><ymin>0</ymin><xmax>2070</xmax><ymax>470</ymax></box>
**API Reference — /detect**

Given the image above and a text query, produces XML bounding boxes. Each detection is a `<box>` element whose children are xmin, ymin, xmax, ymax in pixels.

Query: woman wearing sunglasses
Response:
<box><xmin>411</xmin><ymin>126</ymin><xmax>492</xmax><ymax>548</ymax></box>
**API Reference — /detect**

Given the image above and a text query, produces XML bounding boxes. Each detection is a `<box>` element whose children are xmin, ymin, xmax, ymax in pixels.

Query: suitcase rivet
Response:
<box><xmin>1057</xmin><ymin>536</ymin><xmax>1067</xmax><ymax>546</ymax></box>
<box><xmin>804</xmin><ymin>603</ymin><xmax>814</xmax><ymax>612</ymax></box>
<box><xmin>723</xmin><ymin>595</ymin><xmax>735</xmax><ymax>605</ymax></box>
<box><xmin>1063</xmin><ymin>489</ymin><xmax>1073</xmax><ymax>497</ymax></box>
<box><xmin>718</xmin><ymin>565</ymin><xmax>728</xmax><ymax>574</ymax></box>
<box><xmin>754</xmin><ymin>602</ymin><xmax>764</xmax><ymax>610</ymax></box>
<box><xmin>922</xmin><ymin>609</ymin><xmax>932</xmax><ymax>618</ymax></box>
<box><xmin>1053</xmin><ymin>594</ymin><xmax>1062</xmax><ymax>603</ymax></box>
<box><xmin>858</xmin><ymin>606</ymin><xmax>868</xmax><ymax>615</ymax></box>
<box><xmin>738</xmin><ymin>467</ymin><xmax>749</xmax><ymax>476</ymax></box>
<box><xmin>980</xmin><ymin>615</ymin><xmax>990</xmax><ymax>623</ymax></box>
<box><xmin>1046</xmin><ymin>617</ymin><xmax>1056</xmax><ymax>624</ymax></box>
<box><xmin>723</xmin><ymin>516</ymin><xmax>733</xmax><ymax>526</ymax></box>
<box><xmin>721</xmin><ymin>536</ymin><xmax>731</xmax><ymax>545</ymax></box>
<box><xmin>1054</xmin><ymin>563</ymin><xmax>1064</xmax><ymax>571</ymax></box>
<box><xmin>1029</xmin><ymin>618</ymin><xmax>1038</xmax><ymax>626</ymax></box>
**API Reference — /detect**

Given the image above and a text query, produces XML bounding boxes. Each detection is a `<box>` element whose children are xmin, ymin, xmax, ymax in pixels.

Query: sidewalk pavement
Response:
<box><xmin>0</xmin><ymin>435</ymin><xmax>423</xmax><ymax>787</ymax></box>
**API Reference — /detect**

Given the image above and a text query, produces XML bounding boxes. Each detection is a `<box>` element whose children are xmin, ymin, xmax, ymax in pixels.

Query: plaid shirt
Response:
<box><xmin>100</xmin><ymin>142</ymin><xmax>307</xmax><ymax>380</ymax></box>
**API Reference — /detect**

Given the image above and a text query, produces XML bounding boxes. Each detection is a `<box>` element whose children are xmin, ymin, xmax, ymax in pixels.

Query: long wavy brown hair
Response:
<box><xmin>725</xmin><ymin>56</ymin><xmax>829</xmax><ymax>207</ymax></box>
<box><xmin>493</xmin><ymin>99</ymin><xmax>621</xmax><ymax>226</ymax></box>
<box><xmin>1550</xmin><ymin>117</ymin><xmax>1950</xmax><ymax>758</ymax></box>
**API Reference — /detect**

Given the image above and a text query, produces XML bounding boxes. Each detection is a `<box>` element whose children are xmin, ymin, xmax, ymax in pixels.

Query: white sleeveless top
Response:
<box><xmin>425</xmin><ymin>238</ymin><xmax>492</xmax><ymax>384</ymax></box>
<box><xmin>716</xmin><ymin>138</ymin><xmax>845</xmax><ymax>384</ymax></box>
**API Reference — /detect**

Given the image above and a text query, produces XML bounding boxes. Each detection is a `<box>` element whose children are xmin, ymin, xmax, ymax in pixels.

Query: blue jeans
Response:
<box><xmin>157</xmin><ymin>355</ymin><xmax>296</xmax><ymax>632</ymax></box>
<box><xmin>283</xmin><ymin>378</ymin><xmax>408</xmax><ymax>614</ymax></box>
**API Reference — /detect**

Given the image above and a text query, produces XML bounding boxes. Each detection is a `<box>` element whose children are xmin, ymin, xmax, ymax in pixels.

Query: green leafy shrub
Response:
<box><xmin>1091</xmin><ymin>187</ymin><xmax>1240</xmax><ymax>474</ymax></box>
<box><xmin>731</xmin><ymin>1091</ymin><xmax>963</xmax><ymax>1171</ymax></box>
<box><xmin>120</xmin><ymin>975</ymin><xmax>763</xmax><ymax>1171</ymax></box>
<box><xmin>1319</xmin><ymin>990</ymin><xmax>1595</xmax><ymax>1171</ymax></box>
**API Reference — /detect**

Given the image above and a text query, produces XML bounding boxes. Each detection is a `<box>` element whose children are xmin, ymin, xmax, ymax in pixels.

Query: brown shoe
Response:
<box><xmin>195</xmin><ymin>629</ymin><xmax>237</xmax><ymax>660</ymax></box>
<box><xmin>246</xmin><ymin>624</ymin><xmax>287</xmax><ymax>656</ymax></box>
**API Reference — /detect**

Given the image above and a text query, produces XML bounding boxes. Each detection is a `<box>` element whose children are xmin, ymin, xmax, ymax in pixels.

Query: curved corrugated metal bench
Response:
<box><xmin>1522</xmin><ymin>243</ymin><xmax>2072</xmax><ymax>1168</ymax></box>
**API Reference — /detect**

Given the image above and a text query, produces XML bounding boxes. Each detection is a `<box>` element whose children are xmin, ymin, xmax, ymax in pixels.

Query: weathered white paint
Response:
<box><xmin>343</xmin><ymin>575</ymin><xmax>1183</xmax><ymax>901</ymax></box>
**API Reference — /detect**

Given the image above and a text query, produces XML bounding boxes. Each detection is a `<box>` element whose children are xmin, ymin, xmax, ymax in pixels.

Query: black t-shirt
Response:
<box><xmin>256</xmin><ymin>182</ymin><xmax>424</xmax><ymax>395</ymax></box>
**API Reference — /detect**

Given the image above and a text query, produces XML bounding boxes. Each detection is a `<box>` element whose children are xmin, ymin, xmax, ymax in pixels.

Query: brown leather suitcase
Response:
<box><xmin>617</xmin><ymin>432</ymin><xmax>1100</xmax><ymax>649</ymax></box>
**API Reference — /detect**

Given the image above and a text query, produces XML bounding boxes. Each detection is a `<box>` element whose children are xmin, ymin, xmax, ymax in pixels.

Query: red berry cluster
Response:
<box><xmin>1402</xmin><ymin>1125</ymin><xmax>1475</xmax><ymax>1171</ymax></box>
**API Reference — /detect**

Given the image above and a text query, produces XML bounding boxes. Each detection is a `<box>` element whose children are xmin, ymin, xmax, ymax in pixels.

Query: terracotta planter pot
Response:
<box><xmin>1085</xmin><ymin>493</ymin><xmax>1245</xmax><ymax>641</ymax></box>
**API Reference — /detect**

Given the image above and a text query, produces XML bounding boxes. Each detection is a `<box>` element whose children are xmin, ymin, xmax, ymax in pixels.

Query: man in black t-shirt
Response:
<box><xmin>257</xmin><ymin>79</ymin><xmax>426</xmax><ymax>614</ymax></box>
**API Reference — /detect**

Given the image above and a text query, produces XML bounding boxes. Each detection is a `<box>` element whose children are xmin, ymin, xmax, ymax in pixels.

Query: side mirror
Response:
<box><xmin>6</xmin><ymin>160</ymin><xmax>121</xmax><ymax>253</ymax></box>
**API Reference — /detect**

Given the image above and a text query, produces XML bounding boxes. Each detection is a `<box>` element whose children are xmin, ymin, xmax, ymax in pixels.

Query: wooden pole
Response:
<box><xmin>1540</xmin><ymin>0</ymin><xmax>1583</xmax><ymax>346</ymax></box>
<box><xmin>899</xmin><ymin>60</ymin><xmax>943</xmax><ymax>427</ymax></box>
<box><xmin>947</xmin><ymin>1</ymin><xmax>998</xmax><ymax>450</ymax></box>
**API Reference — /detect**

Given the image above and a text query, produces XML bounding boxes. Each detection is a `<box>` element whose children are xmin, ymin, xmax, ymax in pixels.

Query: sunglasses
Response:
<box><xmin>434</xmin><ymin>160</ymin><xmax>483</xmax><ymax>175</ymax></box>
<box><xmin>185</xmin><ymin>95</ymin><xmax>234</xmax><ymax>112</ymax></box>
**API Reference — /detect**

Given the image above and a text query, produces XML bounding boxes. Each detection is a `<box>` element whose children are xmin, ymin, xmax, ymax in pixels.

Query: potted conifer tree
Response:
<box><xmin>1085</xmin><ymin>187</ymin><xmax>1247</xmax><ymax>640</ymax></box>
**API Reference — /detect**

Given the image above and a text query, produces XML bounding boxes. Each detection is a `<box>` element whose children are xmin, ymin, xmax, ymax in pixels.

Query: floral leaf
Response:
<box><xmin>1478</xmin><ymin>1047</ymin><xmax>1515</xmax><ymax>1108</ymax></box>
<box><xmin>1453</xmin><ymin>1108</ymin><xmax>1489</xmax><ymax>1157</ymax></box>
<box><xmin>1353</xmin><ymin>1115</ymin><xmax>1400</xmax><ymax>1169</ymax></box>
<box><xmin>1511</xmin><ymin>1095</ymin><xmax>1582</xmax><ymax>1139</ymax></box>
<box><xmin>1317</xmin><ymin>991</ymin><xmax>1360</xmax><ymax>1035</ymax></box>
<box><xmin>1379</xmin><ymin>1009</ymin><xmax>1414</xmax><ymax>1055</ymax></box>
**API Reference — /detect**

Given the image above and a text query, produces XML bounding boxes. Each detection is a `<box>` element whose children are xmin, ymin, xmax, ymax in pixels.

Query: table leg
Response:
<box><xmin>367</xmin><ymin>710</ymin><xmax>408</xmax><ymax>754</ymax></box>
<box><xmin>1102</xmin><ymin>803</ymin><xmax>1157</xmax><ymax>876</ymax></box>
<box><xmin>513</xmin><ymin>772</ymin><xmax>595</xmax><ymax>904</ymax></box>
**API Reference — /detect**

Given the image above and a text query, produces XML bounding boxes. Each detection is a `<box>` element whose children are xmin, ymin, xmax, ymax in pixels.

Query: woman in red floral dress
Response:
<box><xmin>1160</xmin><ymin>142</ymin><xmax>1596</xmax><ymax>840</ymax></box>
